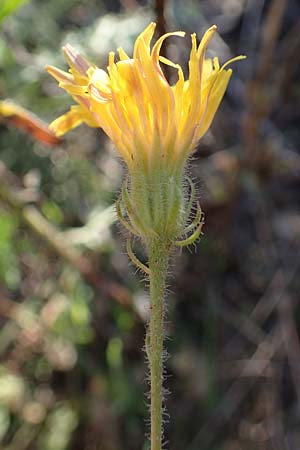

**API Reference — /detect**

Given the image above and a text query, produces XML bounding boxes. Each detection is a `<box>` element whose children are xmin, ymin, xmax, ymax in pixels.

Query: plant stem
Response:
<box><xmin>148</xmin><ymin>238</ymin><xmax>170</xmax><ymax>450</ymax></box>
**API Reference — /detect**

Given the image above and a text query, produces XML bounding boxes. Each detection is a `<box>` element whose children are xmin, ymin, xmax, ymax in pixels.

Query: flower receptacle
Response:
<box><xmin>124</xmin><ymin>163</ymin><xmax>186</xmax><ymax>242</ymax></box>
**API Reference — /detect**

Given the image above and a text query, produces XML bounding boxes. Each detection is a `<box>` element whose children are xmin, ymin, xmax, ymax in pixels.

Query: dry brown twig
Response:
<box><xmin>0</xmin><ymin>162</ymin><xmax>139</xmax><ymax>318</ymax></box>
<box><xmin>243</xmin><ymin>0</ymin><xmax>288</xmax><ymax>169</ymax></box>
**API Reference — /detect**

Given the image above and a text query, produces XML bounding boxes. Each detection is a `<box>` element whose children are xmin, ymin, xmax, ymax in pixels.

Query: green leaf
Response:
<box><xmin>0</xmin><ymin>0</ymin><xmax>29</xmax><ymax>24</ymax></box>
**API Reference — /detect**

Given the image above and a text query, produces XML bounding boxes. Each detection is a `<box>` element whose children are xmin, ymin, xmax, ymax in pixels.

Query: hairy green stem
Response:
<box><xmin>148</xmin><ymin>238</ymin><xmax>170</xmax><ymax>450</ymax></box>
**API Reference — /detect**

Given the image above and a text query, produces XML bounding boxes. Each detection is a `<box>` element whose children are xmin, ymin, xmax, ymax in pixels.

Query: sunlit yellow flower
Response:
<box><xmin>47</xmin><ymin>23</ymin><xmax>244</xmax><ymax>166</ymax></box>
<box><xmin>46</xmin><ymin>23</ymin><xmax>244</xmax><ymax>242</ymax></box>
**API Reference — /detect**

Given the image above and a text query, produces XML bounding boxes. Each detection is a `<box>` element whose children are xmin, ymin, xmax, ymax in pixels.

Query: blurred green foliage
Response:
<box><xmin>0</xmin><ymin>0</ymin><xmax>29</xmax><ymax>24</ymax></box>
<box><xmin>1</xmin><ymin>0</ymin><xmax>300</xmax><ymax>450</ymax></box>
<box><xmin>0</xmin><ymin>211</ymin><xmax>20</xmax><ymax>289</ymax></box>
<box><xmin>0</xmin><ymin>2</ymin><xmax>152</xmax><ymax>449</ymax></box>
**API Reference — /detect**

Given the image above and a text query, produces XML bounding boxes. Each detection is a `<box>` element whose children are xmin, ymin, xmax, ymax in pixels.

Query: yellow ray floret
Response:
<box><xmin>46</xmin><ymin>23</ymin><xmax>245</xmax><ymax>169</ymax></box>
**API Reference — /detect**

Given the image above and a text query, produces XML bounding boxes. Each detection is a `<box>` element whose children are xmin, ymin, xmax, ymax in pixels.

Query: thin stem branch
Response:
<box><xmin>148</xmin><ymin>238</ymin><xmax>170</xmax><ymax>450</ymax></box>
<box><xmin>0</xmin><ymin>164</ymin><xmax>135</xmax><ymax>313</ymax></box>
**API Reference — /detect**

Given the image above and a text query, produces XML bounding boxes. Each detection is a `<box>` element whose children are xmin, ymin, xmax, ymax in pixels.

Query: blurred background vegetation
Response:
<box><xmin>1</xmin><ymin>0</ymin><xmax>300</xmax><ymax>449</ymax></box>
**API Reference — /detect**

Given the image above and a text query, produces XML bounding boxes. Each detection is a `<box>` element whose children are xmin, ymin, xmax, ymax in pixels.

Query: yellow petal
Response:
<box><xmin>133</xmin><ymin>22</ymin><xmax>156</xmax><ymax>60</ymax></box>
<box><xmin>195</xmin><ymin>68</ymin><xmax>232</xmax><ymax>143</ymax></box>
<box><xmin>46</xmin><ymin>65</ymin><xmax>74</xmax><ymax>83</ymax></box>
<box><xmin>88</xmin><ymin>68</ymin><xmax>112</xmax><ymax>101</ymax></box>
<box><xmin>197</xmin><ymin>25</ymin><xmax>217</xmax><ymax>57</ymax></box>
<box><xmin>220</xmin><ymin>54</ymin><xmax>247</xmax><ymax>70</ymax></box>
<box><xmin>50</xmin><ymin>105</ymin><xmax>98</xmax><ymax>137</ymax></box>
<box><xmin>63</xmin><ymin>44</ymin><xmax>90</xmax><ymax>75</ymax></box>
<box><xmin>117</xmin><ymin>47</ymin><xmax>130</xmax><ymax>61</ymax></box>
<box><xmin>59</xmin><ymin>83</ymin><xmax>88</xmax><ymax>96</ymax></box>
<box><xmin>151</xmin><ymin>31</ymin><xmax>185</xmax><ymax>81</ymax></box>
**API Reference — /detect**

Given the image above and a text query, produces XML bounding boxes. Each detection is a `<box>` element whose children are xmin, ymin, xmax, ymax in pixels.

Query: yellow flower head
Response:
<box><xmin>46</xmin><ymin>23</ymin><xmax>244</xmax><ymax>241</ymax></box>
<box><xmin>47</xmin><ymin>23</ymin><xmax>244</xmax><ymax>167</ymax></box>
